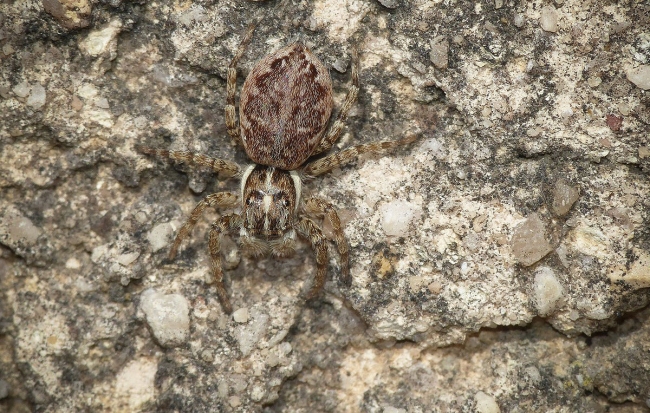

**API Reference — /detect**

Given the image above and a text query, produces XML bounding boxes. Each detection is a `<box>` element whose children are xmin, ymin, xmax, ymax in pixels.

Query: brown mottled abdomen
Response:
<box><xmin>240</xmin><ymin>43</ymin><xmax>333</xmax><ymax>170</ymax></box>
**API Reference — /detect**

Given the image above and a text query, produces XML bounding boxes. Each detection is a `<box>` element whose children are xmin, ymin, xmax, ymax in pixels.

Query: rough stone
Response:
<box><xmin>532</xmin><ymin>267</ymin><xmax>565</xmax><ymax>316</ymax></box>
<box><xmin>2</xmin><ymin>1</ymin><xmax>650</xmax><ymax>411</ymax></box>
<box><xmin>511</xmin><ymin>214</ymin><xmax>554</xmax><ymax>266</ymax></box>
<box><xmin>540</xmin><ymin>6</ymin><xmax>559</xmax><ymax>33</ymax></box>
<box><xmin>551</xmin><ymin>179</ymin><xmax>579</xmax><ymax>216</ymax></box>
<box><xmin>140</xmin><ymin>289</ymin><xmax>190</xmax><ymax>347</ymax></box>
<box><xmin>627</xmin><ymin>65</ymin><xmax>650</xmax><ymax>90</ymax></box>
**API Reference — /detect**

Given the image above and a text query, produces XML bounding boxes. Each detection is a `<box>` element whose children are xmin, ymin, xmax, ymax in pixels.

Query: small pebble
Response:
<box><xmin>430</xmin><ymin>36</ymin><xmax>449</xmax><ymax>69</ymax></box>
<box><xmin>587</xmin><ymin>76</ymin><xmax>601</xmax><ymax>88</ymax></box>
<box><xmin>379</xmin><ymin>200</ymin><xmax>420</xmax><ymax>237</ymax></box>
<box><xmin>228</xmin><ymin>396</ymin><xmax>241</xmax><ymax>408</ymax></box>
<box><xmin>26</xmin><ymin>83</ymin><xmax>46</xmax><ymax>109</ymax></box>
<box><xmin>12</xmin><ymin>81</ymin><xmax>30</xmax><ymax>98</ymax></box>
<box><xmin>627</xmin><ymin>65</ymin><xmax>650</xmax><ymax>90</ymax></box>
<box><xmin>147</xmin><ymin>222</ymin><xmax>174</xmax><ymax>253</ymax></box>
<box><xmin>2</xmin><ymin>44</ymin><xmax>14</xmax><ymax>55</ymax></box>
<box><xmin>540</xmin><ymin>6</ymin><xmax>558</xmax><ymax>33</ymax></box>
<box><xmin>140</xmin><ymin>289</ymin><xmax>190</xmax><ymax>347</ymax></box>
<box><xmin>233</xmin><ymin>307</ymin><xmax>249</xmax><ymax>323</ymax></box>
<box><xmin>475</xmin><ymin>391</ymin><xmax>501</xmax><ymax>413</ymax></box>
<box><xmin>551</xmin><ymin>179</ymin><xmax>579</xmax><ymax>216</ymax></box>
<box><xmin>377</xmin><ymin>0</ymin><xmax>399</xmax><ymax>8</ymax></box>
<box><xmin>639</xmin><ymin>146</ymin><xmax>650</xmax><ymax>159</ymax></box>
<box><xmin>513</xmin><ymin>13</ymin><xmax>525</xmax><ymax>28</ymax></box>
<box><xmin>511</xmin><ymin>213</ymin><xmax>553</xmax><ymax>266</ymax></box>
<box><xmin>533</xmin><ymin>267</ymin><xmax>564</xmax><ymax>316</ymax></box>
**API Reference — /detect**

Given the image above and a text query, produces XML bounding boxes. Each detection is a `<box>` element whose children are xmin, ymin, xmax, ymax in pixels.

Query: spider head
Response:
<box><xmin>241</xmin><ymin>165</ymin><xmax>301</xmax><ymax>239</ymax></box>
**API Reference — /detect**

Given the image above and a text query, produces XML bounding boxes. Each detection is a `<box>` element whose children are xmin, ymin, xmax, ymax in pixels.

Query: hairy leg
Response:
<box><xmin>303</xmin><ymin>134</ymin><xmax>418</xmax><ymax>177</ymax></box>
<box><xmin>226</xmin><ymin>24</ymin><xmax>256</xmax><ymax>146</ymax></box>
<box><xmin>296</xmin><ymin>217</ymin><xmax>329</xmax><ymax>301</ymax></box>
<box><xmin>304</xmin><ymin>197</ymin><xmax>350</xmax><ymax>286</ymax></box>
<box><xmin>209</xmin><ymin>214</ymin><xmax>244</xmax><ymax>314</ymax></box>
<box><xmin>137</xmin><ymin>146</ymin><xmax>240</xmax><ymax>177</ymax></box>
<box><xmin>169</xmin><ymin>192</ymin><xmax>238</xmax><ymax>260</ymax></box>
<box><xmin>312</xmin><ymin>49</ymin><xmax>359</xmax><ymax>155</ymax></box>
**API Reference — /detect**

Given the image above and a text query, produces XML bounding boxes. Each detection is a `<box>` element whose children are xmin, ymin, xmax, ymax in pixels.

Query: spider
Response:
<box><xmin>139</xmin><ymin>26</ymin><xmax>417</xmax><ymax>313</ymax></box>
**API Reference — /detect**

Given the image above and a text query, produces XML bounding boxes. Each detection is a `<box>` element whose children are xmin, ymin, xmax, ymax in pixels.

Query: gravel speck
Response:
<box><xmin>511</xmin><ymin>213</ymin><xmax>553</xmax><ymax>266</ymax></box>
<box><xmin>533</xmin><ymin>267</ymin><xmax>565</xmax><ymax>316</ymax></box>
<box><xmin>233</xmin><ymin>307</ymin><xmax>250</xmax><ymax>323</ymax></box>
<box><xmin>379</xmin><ymin>200</ymin><xmax>420</xmax><ymax>237</ymax></box>
<box><xmin>551</xmin><ymin>179</ymin><xmax>579</xmax><ymax>216</ymax></box>
<box><xmin>540</xmin><ymin>6</ymin><xmax>559</xmax><ymax>33</ymax></box>
<box><xmin>429</xmin><ymin>36</ymin><xmax>449</xmax><ymax>69</ymax></box>
<box><xmin>475</xmin><ymin>391</ymin><xmax>500</xmax><ymax>413</ymax></box>
<box><xmin>147</xmin><ymin>222</ymin><xmax>174</xmax><ymax>253</ymax></box>
<box><xmin>140</xmin><ymin>289</ymin><xmax>190</xmax><ymax>347</ymax></box>
<box><xmin>626</xmin><ymin>65</ymin><xmax>650</xmax><ymax>90</ymax></box>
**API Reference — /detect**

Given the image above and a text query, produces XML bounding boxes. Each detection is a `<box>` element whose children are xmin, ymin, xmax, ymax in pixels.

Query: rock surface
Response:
<box><xmin>1</xmin><ymin>0</ymin><xmax>649</xmax><ymax>412</ymax></box>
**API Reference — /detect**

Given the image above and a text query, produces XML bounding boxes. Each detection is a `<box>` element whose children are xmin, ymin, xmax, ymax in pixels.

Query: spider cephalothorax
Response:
<box><xmin>139</xmin><ymin>26</ymin><xmax>417</xmax><ymax>313</ymax></box>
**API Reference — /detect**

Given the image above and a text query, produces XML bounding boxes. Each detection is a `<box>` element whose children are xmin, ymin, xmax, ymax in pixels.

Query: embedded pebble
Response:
<box><xmin>140</xmin><ymin>289</ymin><xmax>190</xmax><ymax>347</ymax></box>
<box><xmin>147</xmin><ymin>222</ymin><xmax>174</xmax><ymax>253</ymax></box>
<box><xmin>533</xmin><ymin>267</ymin><xmax>565</xmax><ymax>316</ymax></box>
<box><xmin>551</xmin><ymin>179</ymin><xmax>579</xmax><ymax>216</ymax></box>
<box><xmin>430</xmin><ymin>36</ymin><xmax>449</xmax><ymax>69</ymax></box>
<box><xmin>114</xmin><ymin>358</ymin><xmax>157</xmax><ymax>409</ymax></box>
<box><xmin>78</xmin><ymin>19</ymin><xmax>122</xmax><ymax>58</ymax></box>
<box><xmin>0</xmin><ymin>205</ymin><xmax>42</xmax><ymax>256</ymax></box>
<box><xmin>116</xmin><ymin>251</ymin><xmax>139</xmax><ymax>266</ymax></box>
<box><xmin>626</xmin><ymin>65</ymin><xmax>650</xmax><ymax>90</ymax></box>
<box><xmin>12</xmin><ymin>81</ymin><xmax>30</xmax><ymax>98</ymax></box>
<box><xmin>233</xmin><ymin>307</ymin><xmax>250</xmax><ymax>323</ymax></box>
<box><xmin>540</xmin><ymin>6</ymin><xmax>558</xmax><ymax>33</ymax></box>
<box><xmin>379</xmin><ymin>200</ymin><xmax>420</xmax><ymax>237</ymax></box>
<box><xmin>587</xmin><ymin>76</ymin><xmax>601</xmax><ymax>88</ymax></box>
<box><xmin>511</xmin><ymin>213</ymin><xmax>553</xmax><ymax>266</ymax></box>
<box><xmin>26</xmin><ymin>83</ymin><xmax>46</xmax><ymax>109</ymax></box>
<box><xmin>475</xmin><ymin>391</ymin><xmax>500</xmax><ymax>413</ymax></box>
<box><xmin>377</xmin><ymin>0</ymin><xmax>399</xmax><ymax>8</ymax></box>
<box><xmin>235</xmin><ymin>308</ymin><xmax>269</xmax><ymax>356</ymax></box>
<box><xmin>513</xmin><ymin>13</ymin><xmax>525</xmax><ymax>28</ymax></box>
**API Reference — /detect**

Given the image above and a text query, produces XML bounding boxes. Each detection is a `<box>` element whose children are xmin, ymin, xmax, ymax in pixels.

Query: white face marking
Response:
<box><xmin>289</xmin><ymin>171</ymin><xmax>302</xmax><ymax>212</ymax></box>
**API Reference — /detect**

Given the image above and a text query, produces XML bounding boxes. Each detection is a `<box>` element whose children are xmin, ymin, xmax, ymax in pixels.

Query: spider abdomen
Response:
<box><xmin>239</xmin><ymin>43</ymin><xmax>333</xmax><ymax>170</ymax></box>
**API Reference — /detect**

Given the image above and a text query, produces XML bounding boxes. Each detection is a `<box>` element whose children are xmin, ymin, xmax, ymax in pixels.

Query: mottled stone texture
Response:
<box><xmin>1</xmin><ymin>0</ymin><xmax>649</xmax><ymax>412</ymax></box>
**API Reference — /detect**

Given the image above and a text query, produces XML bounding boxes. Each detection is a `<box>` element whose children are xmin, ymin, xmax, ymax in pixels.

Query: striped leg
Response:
<box><xmin>312</xmin><ymin>49</ymin><xmax>359</xmax><ymax>155</ymax></box>
<box><xmin>303</xmin><ymin>135</ymin><xmax>418</xmax><ymax>177</ymax></box>
<box><xmin>296</xmin><ymin>217</ymin><xmax>329</xmax><ymax>301</ymax></box>
<box><xmin>225</xmin><ymin>24</ymin><xmax>256</xmax><ymax>146</ymax></box>
<box><xmin>304</xmin><ymin>197</ymin><xmax>350</xmax><ymax>286</ymax></box>
<box><xmin>209</xmin><ymin>214</ymin><xmax>244</xmax><ymax>314</ymax></box>
<box><xmin>137</xmin><ymin>146</ymin><xmax>240</xmax><ymax>177</ymax></box>
<box><xmin>169</xmin><ymin>192</ymin><xmax>238</xmax><ymax>260</ymax></box>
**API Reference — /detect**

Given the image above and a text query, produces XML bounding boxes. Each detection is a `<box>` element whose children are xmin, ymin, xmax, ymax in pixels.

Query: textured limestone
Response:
<box><xmin>1</xmin><ymin>0</ymin><xmax>649</xmax><ymax>411</ymax></box>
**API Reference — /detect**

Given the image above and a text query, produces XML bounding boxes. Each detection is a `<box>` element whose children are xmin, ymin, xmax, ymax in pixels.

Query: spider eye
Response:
<box><xmin>246</xmin><ymin>197</ymin><xmax>253</xmax><ymax>206</ymax></box>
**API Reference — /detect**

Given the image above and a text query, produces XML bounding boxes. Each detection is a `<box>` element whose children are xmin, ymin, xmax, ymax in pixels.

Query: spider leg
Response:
<box><xmin>169</xmin><ymin>192</ymin><xmax>238</xmax><ymax>260</ymax></box>
<box><xmin>312</xmin><ymin>49</ymin><xmax>359</xmax><ymax>155</ymax></box>
<box><xmin>137</xmin><ymin>147</ymin><xmax>241</xmax><ymax>178</ymax></box>
<box><xmin>303</xmin><ymin>134</ymin><xmax>419</xmax><ymax>177</ymax></box>
<box><xmin>226</xmin><ymin>24</ymin><xmax>256</xmax><ymax>146</ymax></box>
<box><xmin>209</xmin><ymin>214</ymin><xmax>244</xmax><ymax>314</ymax></box>
<box><xmin>296</xmin><ymin>217</ymin><xmax>329</xmax><ymax>301</ymax></box>
<box><xmin>304</xmin><ymin>197</ymin><xmax>350</xmax><ymax>286</ymax></box>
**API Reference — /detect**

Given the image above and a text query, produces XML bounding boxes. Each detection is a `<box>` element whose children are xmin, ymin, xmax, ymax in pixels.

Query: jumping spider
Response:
<box><xmin>139</xmin><ymin>26</ymin><xmax>417</xmax><ymax>313</ymax></box>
